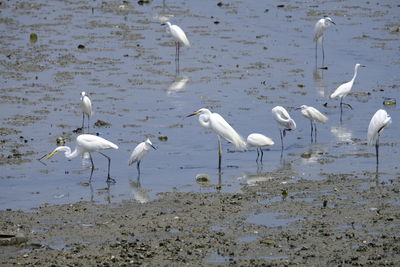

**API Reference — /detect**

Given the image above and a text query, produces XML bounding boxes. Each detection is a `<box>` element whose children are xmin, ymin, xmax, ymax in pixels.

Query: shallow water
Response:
<box><xmin>0</xmin><ymin>0</ymin><xmax>399</xmax><ymax>211</ymax></box>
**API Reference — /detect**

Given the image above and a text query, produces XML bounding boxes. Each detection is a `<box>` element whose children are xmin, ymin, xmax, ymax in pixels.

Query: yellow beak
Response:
<box><xmin>45</xmin><ymin>150</ymin><xmax>58</xmax><ymax>160</ymax></box>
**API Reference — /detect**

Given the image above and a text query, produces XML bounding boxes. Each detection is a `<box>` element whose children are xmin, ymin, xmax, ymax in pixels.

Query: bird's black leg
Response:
<box><xmin>136</xmin><ymin>160</ymin><xmax>141</xmax><ymax>176</ymax></box>
<box><xmin>89</xmin><ymin>152</ymin><xmax>94</xmax><ymax>183</ymax></box>
<box><xmin>310</xmin><ymin>120</ymin><xmax>314</xmax><ymax>143</ymax></box>
<box><xmin>314</xmin><ymin>123</ymin><xmax>318</xmax><ymax>143</ymax></box>
<box><xmin>87</xmin><ymin>115</ymin><xmax>90</xmax><ymax>133</ymax></box>
<box><xmin>218</xmin><ymin>138</ymin><xmax>222</xmax><ymax>171</ymax></box>
<box><xmin>279</xmin><ymin>129</ymin><xmax>284</xmax><ymax>151</ymax></box>
<box><xmin>255</xmin><ymin>148</ymin><xmax>260</xmax><ymax>163</ymax></box>
<box><xmin>98</xmin><ymin>152</ymin><xmax>116</xmax><ymax>184</ymax></box>
<box><xmin>82</xmin><ymin>113</ymin><xmax>85</xmax><ymax>132</ymax></box>
<box><xmin>315</xmin><ymin>41</ymin><xmax>318</xmax><ymax>67</ymax></box>
<box><xmin>260</xmin><ymin>148</ymin><xmax>264</xmax><ymax>163</ymax></box>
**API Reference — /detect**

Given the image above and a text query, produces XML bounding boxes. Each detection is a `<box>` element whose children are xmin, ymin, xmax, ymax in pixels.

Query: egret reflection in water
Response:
<box><xmin>331</xmin><ymin>125</ymin><xmax>352</xmax><ymax>142</ymax></box>
<box><xmin>129</xmin><ymin>178</ymin><xmax>150</xmax><ymax>204</ymax></box>
<box><xmin>167</xmin><ymin>76</ymin><xmax>189</xmax><ymax>95</ymax></box>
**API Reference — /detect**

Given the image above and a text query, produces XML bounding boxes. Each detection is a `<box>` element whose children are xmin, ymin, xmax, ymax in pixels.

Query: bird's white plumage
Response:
<box><xmin>246</xmin><ymin>133</ymin><xmax>274</xmax><ymax>147</ymax></box>
<box><xmin>314</xmin><ymin>16</ymin><xmax>335</xmax><ymax>43</ymax></box>
<box><xmin>80</xmin><ymin>91</ymin><xmax>92</xmax><ymax>117</ymax></box>
<box><xmin>367</xmin><ymin>109</ymin><xmax>391</xmax><ymax>145</ymax></box>
<box><xmin>129</xmin><ymin>139</ymin><xmax>154</xmax><ymax>165</ymax></box>
<box><xmin>300</xmin><ymin>105</ymin><xmax>328</xmax><ymax>123</ymax></box>
<box><xmin>330</xmin><ymin>63</ymin><xmax>363</xmax><ymax>99</ymax></box>
<box><xmin>76</xmin><ymin>134</ymin><xmax>118</xmax><ymax>153</ymax></box>
<box><xmin>190</xmin><ymin>108</ymin><xmax>246</xmax><ymax>150</ymax></box>
<box><xmin>166</xmin><ymin>22</ymin><xmax>190</xmax><ymax>47</ymax></box>
<box><xmin>272</xmin><ymin>106</ymin><xmax>296</xmax><ymax>130</ymax></box>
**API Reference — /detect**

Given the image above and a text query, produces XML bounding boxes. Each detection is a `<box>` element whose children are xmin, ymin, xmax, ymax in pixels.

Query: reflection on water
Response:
<box><xmin>313</xmin><ymin>69</ymin><xmax>326</xmax><ymax>97</ymax></box>
<box><xmin>237</xmin><ymin>171</ymin><xmax>272</xmax><ymax>186</ymax></box>
<box><xmin>129</xmin><ymin>178</ymin><xmax>150</xmax><ymax>204</ymax></box>
<box><xmin>167</xmin><ymin>76</ymin><xmax>189</xmax><ymax>95</ymax></box>
<box><xmin>300</xmin><ymin>144</ymin><xmax>328</xmax><ymax>165</ymax></box>
<box><xmin>330</xmin><ymin>125</ymin><xmax>352</xmax><ymax>142</ymax></box>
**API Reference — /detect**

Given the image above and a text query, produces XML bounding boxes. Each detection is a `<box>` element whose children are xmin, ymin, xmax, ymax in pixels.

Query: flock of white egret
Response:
<box><xmin>45</xmin><ymin>17</ymin><xmax>392</xmax><ymax>183</ymax></box>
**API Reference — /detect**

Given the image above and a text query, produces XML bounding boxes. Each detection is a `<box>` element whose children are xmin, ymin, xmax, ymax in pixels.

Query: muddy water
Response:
<box><xmin>0</xmin><ymin>0</ymin><xmax>399</xmax><ymax>210</ymax></box>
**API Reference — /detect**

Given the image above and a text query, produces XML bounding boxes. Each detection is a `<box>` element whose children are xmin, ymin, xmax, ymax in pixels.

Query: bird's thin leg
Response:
<box><xmin>218</xmin><ymin>138</ymin><xmax>222</xmax><ymax>171</ymax></box>
<box><xmin>89</xmin><ymin>152</ymin><xmax>94</xmax><ymax>183</ymax></box>
<box><xmin>255</xmin><ymin>148</ymin><xmax>260</xmax><ymax>163</ymax></box>
<box><xmin>310</xmin><ymin>120</ymin><xmax>314</xmax><ymax>143</ymax></box>
<box><xmin>260</xmin><ymin>148</ymin><xmax>264</xmax><ymax>163</ymax></box>
<box><xmin>315</xmin><ymin>41</ymin><xmax>318</xmax><ymax>68</ymax></box>
<box><xmin>87</xmin><ymin>115</ymin><xmax>90</xmax><ymax>133</ymax></box>
<box><xmin>375</xmin><ymin>137</ymin><xmax>379</xmax><ymax>166</ymax></box>
<box><xmin>82</xmin><ymin>113</ymin><xmax>85</xmax><ymax>132</ymax></box>
<box><xmin>98</xmin><ymin>152</ymin><xmax>116</xmax><ymax>184</ymax></box>
<box><xmin>314</xmin><ymin>123</ymin><xmax>318</xmax><ymax>143</ymax></box>
<box><xmin>136</xmin><ymin>160</ymin><xmax>141</xmax><ymax>176</ymax></box>
<box><xmin>279</xmin><ymin>129</ymin><xmax>284</xmax><ymax>151</ymax></box>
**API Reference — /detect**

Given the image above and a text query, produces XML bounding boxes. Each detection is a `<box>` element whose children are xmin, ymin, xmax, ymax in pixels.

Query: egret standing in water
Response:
<box><xmin>128</xmin><ymin>138</ymin><xmax>156</xmax><ymax>176</ymax></box>
<box><xmin>46</xmin><ymin>134</ymin><xmax>118</xmax><ymax>183</ymax></box>
<box><xmin>298</xmin><ymin>105</ymin><xmax>328</xmax><ymax>142</ymax></box>
<box><xmin>80</xmin><ymin>91</ymin><xmax>92</xmax><ymax>132</ymax></box>
<box><xmin>330</xmin><ymin>63</ymin><xmax>365</xmax><ymax>121</ymax></box>
<box><xmin>246</xmin><ymin>133</ymin><xmax>274</xmax><ymax>163</ymax></box>
<box><xmin>162</xmin><ymin>21</ymin><xmax>190</xmax><ymax>73</ymax></box>
<box><xmin>314</xmin><ymin>16</ymin><xmax>335</xmax><ymax>66</ymax></box>
<box><xmin>367</xmin><ymin>109</ymin><xmax>391</xmax><ymax>165</ymax></box>
<box><xmin>272</xmin><ymin>106</ymin><xmax>296</xmax><ymax>150</ymax></box>
<box><xmin>187</xmin><ymin>108</ymin><xmax>246</xmax><ymax>170</ymax></box>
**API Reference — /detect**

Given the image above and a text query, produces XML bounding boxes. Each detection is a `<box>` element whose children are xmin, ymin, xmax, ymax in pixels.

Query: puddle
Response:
<box><xmin>237</xmin><ymin>234</ymin><xmax>258</xmax><ymax>243</ymax></box>
<box><xmin>246</xmin><ymin>211</ymin><xmax>300</xmax><ymax>227</ymax></box>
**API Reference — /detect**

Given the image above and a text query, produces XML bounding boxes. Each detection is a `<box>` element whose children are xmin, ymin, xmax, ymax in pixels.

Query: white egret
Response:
<box><xmin>298</xmin><ymin>105</ymin><xmax>328</xmax><ymax>142</ymax></box>
<box><xmin>272</xmin><ymin>106</ymin><xmax>296</xmax><ymax>150</ymax></box>
<box><xmin>246</xmin><ymin>133</ymin><xmax>274</xmax><ymax>163</ymax></box>
<box><xmin>367</xmin><ymin>109</ymin><xmax>391</xmax><ymax>165</ymax></box>
<box><xmin>162</xmin><ymin>21</ymin><xmax>190</xmax><ymax>73</ymax></box>
<box><xmin>187</xmin><ymin>108</ymin><xmax>246</xmax><ymax>170</ymax></box>
<box><xmin>330</xmin><ymin>63</ymin><xmax>365</xmax><ymax>119</ymax></box>
<box><xmin>80</xmin><ymin>91</ymin><xmax>92</xmax><ymax>132</ymax></box>
<box><xmin>46</xmin><ymin>134</ymin><xmax>118</xmax><ymax>183</ymax></box>
<box><xmin>128</xmin><ymin>138</ymin><xmax>156</xmax><ymax>175</ymax></box>
<box><xmin>314</xmin><ymin>16</ymin><xmax>335</xmax><ymax>65</ymax></box>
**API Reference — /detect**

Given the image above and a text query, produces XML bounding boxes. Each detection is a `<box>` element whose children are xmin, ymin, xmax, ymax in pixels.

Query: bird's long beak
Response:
<box><xmin>361</xmin><ymin>65</ymin><xmax>366</xmax><ymax>67</ymax></box>
<box><xmin>161</xmin><ymin>23</ymin><xmax>166</xmax><ymax>26</ymax></box>
<box><xmin>295</xmin><ymin>107</ymin><xmax>301</xmax><ymax>110</ymax></box>
<box><xmin>45</xmin><ymin>149</ymin><xmax>58</xmax><ymax>160</ymax></box>
<box><xmin>151</xmin><ymin>144</ymin><xmax>157</xmax><ymax>150</ymax></box>
<box><xmin>331</xmin><ymin>21</ymin><xmax>336</xmax><ymax>25</ymax></box>
<box><xmin>186</xmin><ymin>111</ymin><xmax>199</xmax><ymax>118</ymax></box>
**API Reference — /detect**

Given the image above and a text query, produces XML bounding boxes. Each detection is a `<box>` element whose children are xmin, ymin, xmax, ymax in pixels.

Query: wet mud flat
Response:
<box><xmin>1</xmin><ymin>169</ymin><xmax>399</xmax><ymax>266</ymax></box>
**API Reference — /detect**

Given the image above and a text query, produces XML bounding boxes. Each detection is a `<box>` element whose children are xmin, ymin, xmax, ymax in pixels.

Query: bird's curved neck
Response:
<box><xmin>58</xmin><ymin>146</ymin><xmax>80</xmax><ymax>159</ymax></box>
<box><xmin>351</xmin><ymin>65</ymin><xmax>359</xmax><ymax>82</ymax></box>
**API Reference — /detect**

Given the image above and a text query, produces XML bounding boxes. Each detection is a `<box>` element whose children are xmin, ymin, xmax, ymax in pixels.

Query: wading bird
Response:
<box><xmin>80</xmin><ymin>91</ymin><xmax>92</xmax><ymax>132</ymax></box>
<box><xmin>314</xmin><ymin>16</ymin><xmax>335</xmax><ymax>66</ymax></box>
<box><xmin>246</xmin><ymin>133</ymin><xmax>274</xmax><ymax>163</ymax></box>
<box><xmin>187</xmin><ymin>108</ymin><xmax>246</xmax><ymax>170</ymax></box>
<box><xmin>272</xmin><ymin>106</ymin><xmax>296</xmax><ymax>150</ymax></box>
<box><xmin>367</xmin><ymin>109</ymin><xmax>391</xmax><ymax>165</ymax></box>
<box><xmin>298</xmin><ymin>105</ymin><xmax>328</xmax><ymax>142</ymax></box>
<box><xmin>128</xmin><ymin>138</ymin><xmax>156</xmax><ymax>176</ymax></box>
<box><xmin>162</xmin><ymin>21</ymin><xmax>190</xmax><ymax>73</ymax></box>
<box><xmin>46</xmin><ymin>134</ymin><xmax>118</xmax><ymax>183</ymax></box>
<box><xmin>330</xmin><ymin>63</ymin><xmax>365</xmax><ymax>120</ymax></box>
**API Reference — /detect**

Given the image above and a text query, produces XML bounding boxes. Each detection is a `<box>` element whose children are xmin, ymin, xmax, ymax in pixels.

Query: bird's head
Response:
<box><xmin>145</xmin><ymin>138</ymin><xmax>156</xmax><ymax>150</ymax></box>
<box><xmin>186</xmin><ymin>108</ymin><xmax>207</xmax><ymax>117</ymax></box>
<box><xmin>324</xmin><ymin>16</ymin><xmax>336</xmax><ymax>25</ymax></box>
<box><xmin>81</xmin><ymin>91</ymin><xmax>86</xmax><ymax>97</ymax></box>
<box><xmin>355</xmin><ymin>63</ymin><xmax>366</xmax><ymax>69</ymax></box>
